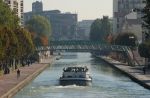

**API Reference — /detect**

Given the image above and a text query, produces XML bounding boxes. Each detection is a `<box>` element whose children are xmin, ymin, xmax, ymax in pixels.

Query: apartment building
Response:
<box><xmin>113</xmin><ymin>0</ymin><xmax>144</xmax><ymax>33</ymax></box>
<box><xmin>3</xmin><ymin>0</ymin><xmax>24</xmax><ymax>25</ymax></box>
<box><xmin>24</xmin><ymin>1</ymin><xmax>77</xmax><ymax>40</ymax></box>
<box><xmin>77</xmin><ymin>20</ymin><xmax>94</xmax><ymax>40</ymax></box>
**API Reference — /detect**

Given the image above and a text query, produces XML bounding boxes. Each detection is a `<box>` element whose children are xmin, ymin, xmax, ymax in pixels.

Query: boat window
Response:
<box><xmin>63</xmin><ymin>66</ymin><xmax>89</xmax><ymax>72</ymax></box>
<box><xmin>68</xmin><ymin>76</ymin><xmax>72</xmax><ymax>78</ymax></box>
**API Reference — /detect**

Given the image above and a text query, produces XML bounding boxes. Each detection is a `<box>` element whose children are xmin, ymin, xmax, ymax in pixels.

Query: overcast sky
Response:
<box><xmin>24</xmin><ymin>0</ymin><xmax>113</xmax><ymax>21</ymax></box>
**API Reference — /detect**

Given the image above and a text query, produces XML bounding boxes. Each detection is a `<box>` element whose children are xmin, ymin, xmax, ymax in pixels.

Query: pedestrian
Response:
<box><xmin>143</xmin><ymin>67</ymin><xmax>146</xmax><ymax>74</ymax></box>
<box><xmin>27</xmin><ymin>60</ymin><xmax>30</xmax><ymax>66</ymax></box>
<box><xmin>17</xmin><ymin>69</ymin><xmax>20</xmax><ymax>79</ymax></box>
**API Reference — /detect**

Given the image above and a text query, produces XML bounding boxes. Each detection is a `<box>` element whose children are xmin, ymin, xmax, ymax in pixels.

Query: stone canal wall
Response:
<box><xmin>0</xmin><ymin>57</ymin><xmax>55</xmax><ymax>98</ymax></box>
<box><xmin>98</xmin><ymin>56</ymin><xmax>150</xmax><ymax>90</ymax></box>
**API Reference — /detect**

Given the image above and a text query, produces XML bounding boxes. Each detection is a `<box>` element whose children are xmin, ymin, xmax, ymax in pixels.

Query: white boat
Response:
<box><xmin>59</xmin><ymin>66</ymin><xmax>92</xmax><ymax>86</ymax></box>
<box><xmin>56</xmin><ymin>57</ymin><xmax>60</xmax><ymax>60</ymax></box>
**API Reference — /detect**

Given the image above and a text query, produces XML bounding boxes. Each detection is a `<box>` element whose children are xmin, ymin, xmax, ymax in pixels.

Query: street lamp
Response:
<box><xmin>129</xmin><ymin>36</ymin><xmax>134</xmax><ymax>39</ymax></box>
<box><xmin>129</xmin><ymin>35</ymin><xmax>136</xmax><ymax>48</ymax></box>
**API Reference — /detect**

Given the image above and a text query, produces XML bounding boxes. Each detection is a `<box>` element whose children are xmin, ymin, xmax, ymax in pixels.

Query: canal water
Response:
<box><xmin>14</xmin><ymin>53</ymin><xmax>150</xmax><ymax>98</ymax></box>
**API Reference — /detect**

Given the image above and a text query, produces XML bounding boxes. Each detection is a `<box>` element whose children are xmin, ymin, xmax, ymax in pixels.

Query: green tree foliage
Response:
<box><xmin>106</xmin><ymin>34</ymin><xmax>114</xmax><ymax>44</ymax></box>
<box><xmin>0</xmin><ymin>0</ymin><xmax>35</xmax><ymax>71</ymax></box>
<box><xmin>114</xmin><ymin>32</ymin><xmax>137</xmax><ymax>47</ymax></box>
<box><xmin>14</xmin><ymin>28</ymin><xmax>35</xmax><ymax>59</ymax></box>
<box><xmin>138</xmin><ymin>41</ymin><xmax>150</xmax><ymax>58</ymax></box>
<box><xmin>138</xmin><ymin>0</ymin><xmax>150</xmax><ymax>58</ymax></box>
<box><xmin>25</xmin><ymin>15</ymin><xmax>52</xmax><ymax>46</ymax></box>
<box><xmin>0</xmin><ymin>27</ymin><xmax>18</xmax><ymax>60</ymax></box>
<box><xmin>0</xmin><ymin>27</ymin><xmax>35</xmax><ymax>60</ymax></box>
<box><xmin>90</xmin><ymin>16</ymin><xmax>111</xmax><ymax>42</ymax></box>
<box><xmin>90</xmin><ymin>19</ymin><xmax>101</xmax><ymax>41</ymax></box>
<box><xmin>101</xmin><ymin>16</ymin><xmax>111</xmax><ymax>37</ymax></box>
<box><xmin>142</xmin><ymin>0</ymin><xmax>150</xmax><ymax>40</ymax></box>
<box><xmin>0</xmin><ymin>0</ymin><xmax>19</xmax><ymax>30</ymax></box>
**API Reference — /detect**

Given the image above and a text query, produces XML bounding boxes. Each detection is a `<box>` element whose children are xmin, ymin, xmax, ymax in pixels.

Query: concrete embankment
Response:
<box><xmin>98</xmin><ymin>56</ymin><xmax>150</xmax><ymax>90</ymax></box>
<box><xmin>0</xmin><ymin>57</ymin><xmax>55</xmax><ymax>98</ymax></box>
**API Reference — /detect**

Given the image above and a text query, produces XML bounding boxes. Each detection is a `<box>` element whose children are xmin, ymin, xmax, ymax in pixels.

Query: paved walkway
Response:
<box><xmin>0</xmin><ymin>57</ymin><xmax>55</xmax><ymax>98</ymax></box>
<box><xmin>101</xmin><ymin>56</ymin><xmax>150</xmax><ymax>89</ymax></box>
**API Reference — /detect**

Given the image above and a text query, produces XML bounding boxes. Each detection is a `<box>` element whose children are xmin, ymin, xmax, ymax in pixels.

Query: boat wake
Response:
<box><xmin>54</xmin><ymin>84</ymin><xmax>86</xmax><ymax>89</ymax></box>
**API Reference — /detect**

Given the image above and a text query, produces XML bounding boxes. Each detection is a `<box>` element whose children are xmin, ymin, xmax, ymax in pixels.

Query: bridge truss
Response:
<box><xmin>36</xmin><ymin>40</ymin><xmax>137</xmax><ymax>66</ymax></box>
<box><xmin>36</xmin><ymin>40</ymin><xmax>130</xmax><ymax>52</ymax></box>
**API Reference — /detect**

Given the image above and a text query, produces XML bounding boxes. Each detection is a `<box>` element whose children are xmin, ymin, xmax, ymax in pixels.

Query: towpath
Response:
<box><xmin>100</xmin><ymin>56</ymin><xmax>150</xmax><ymax>89</ymax></box>
<box><xmin>0</xmin><ymin>57</ymin><xmax>54</xmax><ymax>98</ymax></box>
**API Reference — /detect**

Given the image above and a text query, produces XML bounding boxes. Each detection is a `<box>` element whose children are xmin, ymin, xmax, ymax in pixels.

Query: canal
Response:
<box><xmin>14</xmin><ymin>53</ymin><xmax>150</xmax><ymax>98</ymax></box>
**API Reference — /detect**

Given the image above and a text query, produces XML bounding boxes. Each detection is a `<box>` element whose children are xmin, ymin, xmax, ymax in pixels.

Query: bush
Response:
<box><xmin>138</xmin><ymin>40</ymin><xmax>150</xmax><ymax>58</ymax></box>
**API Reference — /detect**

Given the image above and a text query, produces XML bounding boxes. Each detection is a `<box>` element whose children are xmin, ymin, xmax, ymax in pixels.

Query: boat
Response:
<box><xmin>59</xmin><ymin>66</ymin><xmax>92</xmax><ymax>86</ymax></box>
<box><xmin>56</xmin><ymin>56</ymin><xmax>61</xmax><ymax>60</ymax></box>
<box><xmin>56</xmin><ymin>57</ymin><xmax>59</xmax><ymax>60</ymax></box>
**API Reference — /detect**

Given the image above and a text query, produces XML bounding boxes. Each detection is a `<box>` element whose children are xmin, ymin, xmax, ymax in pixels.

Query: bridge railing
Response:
<box><xmin>36</xmin><ymin>44</ymin><xmax>131</xmax><ymax>52</ymax></box>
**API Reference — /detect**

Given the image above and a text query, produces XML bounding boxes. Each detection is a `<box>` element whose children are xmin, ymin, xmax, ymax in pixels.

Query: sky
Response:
<box><xmin>24</xmin><ymin>0</ymin><xmax>113</xmax><ymax>21</ymax></box>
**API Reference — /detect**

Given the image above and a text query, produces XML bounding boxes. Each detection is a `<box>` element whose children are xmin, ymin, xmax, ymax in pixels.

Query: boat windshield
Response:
<box><xmin>63</xmin><ymin>67</ymin><xmax>88</xmax><ymax>72</ymax></box>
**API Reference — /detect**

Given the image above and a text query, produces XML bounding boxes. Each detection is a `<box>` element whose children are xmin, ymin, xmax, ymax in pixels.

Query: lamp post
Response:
<box><xmin>129</xmin><ymin>35</ymin><xmax>136</xmax><ymax>48</ymax></box>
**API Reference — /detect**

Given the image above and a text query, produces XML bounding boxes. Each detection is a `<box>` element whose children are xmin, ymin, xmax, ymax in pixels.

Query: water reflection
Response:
<box><xmin>91</xmin><ymin>57</ymin><xmax>124</xmax><ymax>78</ymax></box>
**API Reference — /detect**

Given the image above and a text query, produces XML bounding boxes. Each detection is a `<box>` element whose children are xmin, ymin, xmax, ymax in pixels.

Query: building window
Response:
<box><xmin>117</xmin><ymin>24</ymin><xmax>119</xmax><ymax>29</ymax></box>
<box><xmin>8</xmin><ymin>0</ymin><xmax>10</xmax><ymax>4</ymax></box>
<box><xmin>21</xmin><ymin>15</ymin><xmax>23</xmax><ymax>19</ymax></box>
<box><xmin>21</xmin><ymin>3</ymin><xmax>23</xmax><ymax>6</ymax></box>
<box><xmin>21</xmin><ymin>9</ymin><xmax>23</xmax><ymax>12</ymax></box>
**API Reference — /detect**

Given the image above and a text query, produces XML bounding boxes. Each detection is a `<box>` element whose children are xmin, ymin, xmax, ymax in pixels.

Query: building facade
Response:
<box><xmin>77</xmin><ymin>20</ymin><xmax>94</xmax><ymax>40</ymax></box>
<box><xmin>24</xmin><ymin>1</ymin><xmax>77</xmax><ymax>40</ymax></box>
<box><xmin>113</xmin><ymin>0</ymin><xmax>144</xmax><ymax>33</ymax></box>
<box><xmin>122</xmin><ymin>12</ymin><xmax>142</xmax><ymax>43</ymax></box>
<box><xmin>3</xmin><ymin>0</ymin><xmax>24</xmax><ymax>25</ymax></box>
<box><xmin>32</xmin><ymin>1</ymin><xmax>43</xmax><ymax>13</ymax></box>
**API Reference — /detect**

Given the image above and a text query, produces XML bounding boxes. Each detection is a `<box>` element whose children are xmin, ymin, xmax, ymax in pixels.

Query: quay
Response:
<box><xmin>0</xmin><ymin>57</ymin><xmax>55</xmax><ymax>98</ymax></box>
<box><xmin>99</xmin><ymin>56</ymin><xmax>150</xmax><ymax>90</ymax></box>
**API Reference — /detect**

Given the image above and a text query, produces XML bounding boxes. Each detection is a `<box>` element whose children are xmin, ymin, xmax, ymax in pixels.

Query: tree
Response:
<box><xmin>138</xmin><ymin>41</ymin><xmax>150</xmax><ymax>58</ymax></box>
<box><xmin>106</xmin><ymin>34</ymin><xmax>114</xmax><ymax>44</ymax></box>
<box><xmin>25</xmin><ymin>15</ymin><xmax>52</xmax><ymax>46</ymax></box>
<box><xmin>142</xmin><ymin>0</ymin><xmax>150</xmax><ymax>40</ymax></box>
<box><xmin>138</xmin><ymin>0</ymin><xmax>150</xmax><ymax>62</ymax></box>
<box><xmin>114</xmin><ymin>32</ymin><xmax>137</xmax><ymax>48</ymax></box>
<box><xmin>90</xmin><ymin>16</ymin><xmax>111</xmax><ymax>42</ymax></box>
<box><xmin>0</xmin><ymin>27</ymin><xmax>18</xmax><ymax>59</ymax></box>
<box><xmin>90</xmin><ymin>19</ymin><xmax>101</xmax><ymax>41</ymax></box>
<box><xmin>0</xmin><ymin>0</ymin><xmax>19</xmax><ymax>30</ymax></box>
<box><xmin>0</xmin><ymin>0</ymin><xmax>21</xmax><ymax>60</ymax></box>
<box><xmin>0</xmin><ymin>27</ymin><xmax>20</xmax><ymax>61</ymax></box>
<box><xmin>100</xmin><ymin>16</ymin><xmax>111</xmax><ymax>38</ymax></box>
<box><xmin>0</xmin><ymin>0</ymin><xmax>35</xmax><ymax>72</ymax></box>
<box><xmin>14</xmin><ymin>28</ymin><xmax>35</xmax><ymax>59</ymax></box>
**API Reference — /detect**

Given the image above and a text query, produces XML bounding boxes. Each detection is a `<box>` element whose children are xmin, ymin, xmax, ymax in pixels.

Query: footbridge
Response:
<box><xmin>36</xmin><ymin>40</ymin><xmax>137</xmax><ymax>66</ymax></box>
<box><xmin>36</xmin><ymin>40</ymin><xmax>131</xmax><ymax>52</ymax></box>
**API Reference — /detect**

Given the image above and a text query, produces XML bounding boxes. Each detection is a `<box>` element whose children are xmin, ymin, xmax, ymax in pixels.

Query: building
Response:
<box><xmin>77</xmin><ymin>20</ymin><xmax>94</xmax><ymax>40</ymax></box>
<box><xmin>113</xmin><ymin>0</ymin><xmax>144</xmax><ymax>33</ymax></box>
<box><xmin>32</xmin><ymin>1</ymin><xmax>43</xmax><ymax>13</ymax></box>
<box><xmin>3</xmin><ymin>0</ymin><xmax>24</xmax><ymax>25</ymax></box>
<box><xmin>122</xmin><ymin>12</ymin><xmax>142</xmax><ymax>43</ymax></box>
<box><xmin>24</xmin><ymin>1</ymin><xmax>77</xmax><ymax>40</ymax></box>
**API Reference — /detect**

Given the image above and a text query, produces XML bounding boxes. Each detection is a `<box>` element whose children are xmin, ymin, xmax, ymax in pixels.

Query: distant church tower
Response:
<box><xmin>32</xmin><ymin>0</ymin><xmax>43</xmax><ymax>13</ymax></box>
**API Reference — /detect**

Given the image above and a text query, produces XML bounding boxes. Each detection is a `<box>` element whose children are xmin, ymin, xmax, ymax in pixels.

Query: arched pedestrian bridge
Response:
<box><xmin>36</xmin><ymin>40</ymin><xmax>131</xmax><ymax>52</ymax></box>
